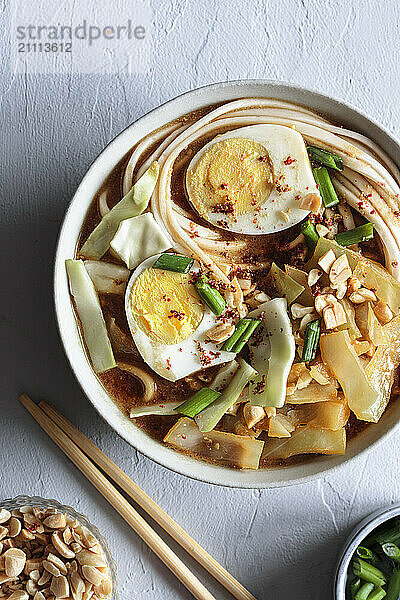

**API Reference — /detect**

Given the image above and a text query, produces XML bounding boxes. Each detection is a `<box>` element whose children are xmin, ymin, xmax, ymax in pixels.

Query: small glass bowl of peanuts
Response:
<box><xmin>0</xmin><ymin>495</ymin><xmax>117</xmax><ymax>600</ymax></box>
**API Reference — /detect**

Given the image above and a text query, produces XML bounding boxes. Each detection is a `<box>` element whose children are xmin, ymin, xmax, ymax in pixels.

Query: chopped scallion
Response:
<box><xmin>152</xmin><ymin>253</ymin><xmax>194</xmax><ymax>273</ymax></box>
<box><xmin>175</xmin><ymin>388</ymin><xmax>221</xmax><ymax>418</ymax></box>
<box><xmin>335</xmin><ymin>223</ymin><xmax>375</xmax><ymax>247</ymax></box>
<box><xmin>301</xmin><ymin>219</ymin><xmax>319</xmax><ymax>250</ymax></box>
<box><xmin>222</xmin><ymin>319</ymin><xmax>260</xmax><ymax>353</ymax></box>
<box><xmin>302</xmin><ymin>319</ymin><xmax>321</xmax><ymax>362</ymax></box>
<box><xmin>356</xmin><ymin>546</ymin><xmax>378</xmax><ymax>563</ymax></box>
<box><xmin>386</xmin><ymin>566</ymin><xmax>400</xmax><ymax>600</ymax></box>
<box><xmin>307</xmin><ymin>145</ymin><xmax>344</xmax><ymax>171</ymax></box>
<box><xmin>194</xmin><ymin>275</ymin><xmax>226</xmax><ymax>316</ymax></box>
<box><xmin>352</xmin><ymin>557</ymin><xmax>387</xmax><ymax>587</ymax></box>
<box><xmin>382</xmin><ymin>542</ymin><xmax>400</xmax><ymax>564</ymax></box>
<box><xmin>366</xmin><ymin>588</ymin><xmax>387</xmax><ymax>600</ymax></box>
<box><xmin>312</xmin><ymin>166</ymin><xmax>339</xmax><ymax>208</ymax></box>
<box><xmin>232</xmin><ymin>320</ymin><xmax>261</xmax><ymax>353</ymax></box>
<box><xmin>351</xmin><ymin>578</ymin><xmax>362</xmax><ymax>599</ymax></box>
<box><xmin>222</xmin><ymin>319</ymin><xmax>251</xmax><ymax>352</ymax></box>
<box><xmin>354</xmin><ymin>583</ymin><xmax>374</xmax><ymax>600</ymax></box>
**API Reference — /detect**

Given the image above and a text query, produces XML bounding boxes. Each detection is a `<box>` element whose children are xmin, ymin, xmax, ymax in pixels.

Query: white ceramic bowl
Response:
<box><xmin>54</xmin><ymin>80</ymin><xmax>400</xmax><ymax>488</ymax></box>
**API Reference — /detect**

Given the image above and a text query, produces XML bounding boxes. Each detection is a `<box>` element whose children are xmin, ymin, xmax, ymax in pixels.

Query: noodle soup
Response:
<box><xmin>66</xmin><ymin>98</ymin><xmax>400</xmax><ymax>470</ymax></box>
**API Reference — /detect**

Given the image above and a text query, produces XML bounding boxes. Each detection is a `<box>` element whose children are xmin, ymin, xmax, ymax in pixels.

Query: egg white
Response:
<box><xmin>125</xmin><ymin>255</ymin><xmax>236</xmax><ymax>382</ymax></box>
<box><xmin>186</xmin><ymin>124</ymin><xmax>320</xmax><ymax>235</ymax></box>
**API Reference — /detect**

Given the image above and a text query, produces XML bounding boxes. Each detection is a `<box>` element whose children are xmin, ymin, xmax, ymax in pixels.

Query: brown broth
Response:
<box><xmin>75</xmin><ymin>101</ymin><xmax>398</xmax><ymax>470</ymax></box>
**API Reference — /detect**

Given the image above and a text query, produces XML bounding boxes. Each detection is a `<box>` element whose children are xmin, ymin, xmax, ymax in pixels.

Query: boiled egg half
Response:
<box><xmin>125</xmin><ymin>255</ymin><xmax>235</xmax><ymax>381</ymax></box>
<box><xmin>186</xmin><ymin>124</ymin><xmax>321</xmax><ymax>235</ymax></box>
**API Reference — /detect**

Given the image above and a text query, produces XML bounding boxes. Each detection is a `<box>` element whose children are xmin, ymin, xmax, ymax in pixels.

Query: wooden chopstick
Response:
<box><xmin>20</xmin><ymin>395</ymin><xmax>258</xmax><ymax>600</ymax></box>
<box><xmin>20</xmin><ymin>394</ymin><xmax>216</xmax><ymax>600</ymax></box>
<box><xmin>37</xmin><ymin>399</ymin><xmax>256</xmax><ymax>600</ymax></box>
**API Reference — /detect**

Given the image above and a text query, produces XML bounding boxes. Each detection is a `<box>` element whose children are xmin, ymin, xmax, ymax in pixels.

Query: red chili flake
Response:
<box><xmin>216</xmin><ymin>219</ymin><xmax>229</xmax><ymax>229</ymax></box>
<box><xmin>168</xmin><ymin>309</ymin><xmax>185</xmax><ymax>321</ymax></box>
<box><xmin>181</xmin><ymin>435</ymin><xmax>186</xmax><ymax>440</ymax></box>
<box><xmin>392</xmin><ymin>261</ymin><xmax>398</xmax><ymax>267</ymax></box>
<box><xmin>275</xmin><ymin>182</ymin><xmax>291</xmax><ymax>193</ymax></box>
<box><xmin>283</xmin><ymin>155</ymin><xmax>296</xmax><ymax>165</ymax></box>
<box><xmin>212</xmin><ymin>200</ymin><xmax>235</xmax><ymax>214</ymax></box>
<box><xmin>220</xmin><ymin>183</ymin><xmax>227</xmax><ymax>190</ymax></box>
<box><xmin>166</xmin><ymin>359</ymin><xmax>172</xmax><ymax>370</ymax></box>
<box><xmin>370</xmin><ymin>209</ymin><xmax>376</xmax><ymax>215</ymax></box>
<box><xmin>162</xmin><ymin>294</ymin><xmax>172</xmax><ymax>302</ymax></box>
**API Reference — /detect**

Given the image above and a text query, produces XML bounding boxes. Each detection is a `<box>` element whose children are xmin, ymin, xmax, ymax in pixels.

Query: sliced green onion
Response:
<box><xmin>312</xmin><ymin>166</ymin><xmax>339</xmax><ymax>208</ymax></box>
<box><xmin>351</xmin><ymin>578</ymin><xmax>362</xmax><ymax>599</ymax></box>
<box><xmin>195</xmin><ymin>275</ymin><xmax>226</xmax><ymax>316</ymax></box>
<box><xmin>382</xmin><ymin>542</ymin><xmax>400</xmax><ymax>564</ymax></box>
<box><xmin>222</xmin><ymin>319</ymin><xmax>261</xmax><ymax>353</ymax></box>
<box><xmin>152</xmin><ymin>253</ymin><xmax>194</xmax><ymax>273</ymax></box>
<box><xmin>352</xmin><ymin>557</ymin><xmax>387</xmax><ymax>587</ymax></box>
<box><xmin>222</xmin><ymin>319</ymin><xmax>251</xmax><ymax>352</ymax></box>
<box><xmin>194</xmin><ymin>358</ymin><xmax>256</xmax><ymax>432</ymax></box>
<box><xmin>175</xmin><ymin>388</ymin><xmax>221</xmax><ymax>418</ymax></box>
<box><xmin>307</xmin><ymin>145</ymin><xmax>344</xmax><ymax>171</ymax></box>
<box><xmin>302</xmin><ymin>319</ymin><xmax>321</xmax><ymax>362</ymax></box>
<box><xmin>301</xmin><ymin>219</ymin><xmax>319</xmax><ymax>250</ymax></box>
<box><xmin>366</xmin><ymin>588</ymin><xmax>387</xmax><ymax>600</ymax></box>
<box><xmin>232</xmin><ymin>320</ymin><xmax>261</xmax><ymax>353</ymax></box>
<box><xmin>387</xmin><ymin>566</ymin><xmax>400</xmax><ymax>600</ymax></box>
<box><xmin>357</xmin><ymin>546</ymin><xmax>378</xmax><ymax>563</ymax></box>
<box><xmin>355</xmin><ymin>583</ymin><xmax>375</xmax><ymax>600</ymax></box>
<box><xmin>365</xmin><ymin>520</ymin><xmax>400</xmax><ymax>546</ymax></box>
<box><xmin>335</xmin><ymin>223</ymin><xmax>375</xmax><ymax>247</ymax></box>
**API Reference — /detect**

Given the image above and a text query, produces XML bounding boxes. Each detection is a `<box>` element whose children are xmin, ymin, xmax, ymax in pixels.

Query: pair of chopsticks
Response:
<box><xmin>19</xmin><ymin>394</ymin><xmax>257</xmax><ymax>600</ymax></box>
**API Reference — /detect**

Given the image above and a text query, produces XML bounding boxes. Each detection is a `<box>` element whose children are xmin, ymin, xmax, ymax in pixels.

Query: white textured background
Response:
<box><xmin>1</xmin><ymin>1</ymin><xmax>400</xmax><ymax>598</ymax></box>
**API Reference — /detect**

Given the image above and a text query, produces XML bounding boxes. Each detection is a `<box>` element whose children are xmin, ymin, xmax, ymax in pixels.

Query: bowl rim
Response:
<box><xmin>334</xmin><ymin>503</ymin><xmax>400</xmax><ymax>599</ymax></box>
<box><xmin>54</xmin><ymin>78</ymin><xmax>400</xmax><ymax>489</ymax></box>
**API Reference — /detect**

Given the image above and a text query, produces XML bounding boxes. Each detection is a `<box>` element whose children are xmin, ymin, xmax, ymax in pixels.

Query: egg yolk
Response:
<box><xmin>188</xmin><ymin>138</ymin><xmax>274</xmax><ymax>218</ymax></box>
<box><xmin>129</xmin><ymin>268</ymin><xmax>204</xmax><ymax>345</ymax></box>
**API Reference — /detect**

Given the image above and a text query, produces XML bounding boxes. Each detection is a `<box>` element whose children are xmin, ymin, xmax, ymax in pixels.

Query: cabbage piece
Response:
<box><xmin>289</xmin><ymin>397</ymin><xmax>350</xmax><ymax>430</ymax></box>
<box><xmin>353</xmin><ymin>261</ymin><xmax>400</xmax><ymax>314</ymax></box>
<box><xmin>262</xmin><ymin>426</ymin><xmax>346</xmax><ymax>460</ymax></box>
<box><xmin>130</xmin><ymin>402</ymin><xmax>181</xmax><ymax>418</ymax></box>
<box><xmin>320</xmin><ymin>330</ymin><xmax>380</xmax><ymax>422</ymax></box>
<box><xmin>194</xmin><ymin>358</ymin><xmax>256</xmax><ymax>432</ymax></box>
<box><xmin>164</xmin><ymin>417</ymin><xmax>264</xmax><ymax>469</ymax></box>
<box><xmin>285</xmin><ymin>265</ymin><xmax>314</xmax><ymax>305</ymax></box>
<box><xmin>306</xmin><ymin>237</ymin><xmax>362</xmax><ymax>271</ymax></box>
<box><xmin>383</xmin><ymin>314</ymin><xmax>400</xmax><ymax>342</ymax></box>
<box><xmin>355</xmin><ymin>302</ymin><xmax>389</xmax><ymax>346</ymax></box>
<box><xmin>364</xmin><ymin>340</ymin><xmax>400</xmax><ymax>421</ymax></box>
<box><xmin>66</xmin><ymin>259</ymin><xmax>116</xmax><ymax>373</ymax></box>
<box><xmin>265</xmin><ymin>263</ymin><xmax>305</xmax><ymax>304</ymax></box>
<box><xmin>268</xmin><ymin>414</ymin><xmax>294</xmax><ymax>438</ymax></box>
<box><xmin>248</xmin><ymin>298</ymin><xmax>295</xmax><ymax>407</ymax></box>
<box><xmin>110</xmin><ymin>213</ymin><xmax>171</xmax><ymax>269</ymax></box>
<box><xmin>287</xmin><ymin>382</ymin><xmax>338</xmax><ymax>404</ymax></box>
<box><xmin>80</xmin><ymin>162</ymin><xmax>159</xmax><ymax>260</ymax></box>
<box><xmin>210</xmin><ymin>360</ymin><xmax>239</xmax><ymax>392</ymax></box>
<box><xmin>84</xmin><ymin>260</ymin><xmax>129</xmax><ymax>294</ymax></box>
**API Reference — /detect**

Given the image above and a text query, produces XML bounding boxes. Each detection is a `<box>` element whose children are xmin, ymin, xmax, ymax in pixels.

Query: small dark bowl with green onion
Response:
<box><xmin>335</xmin><ymin>504</ymin><xmax>400</xmax><ymax>600</ymax></box>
